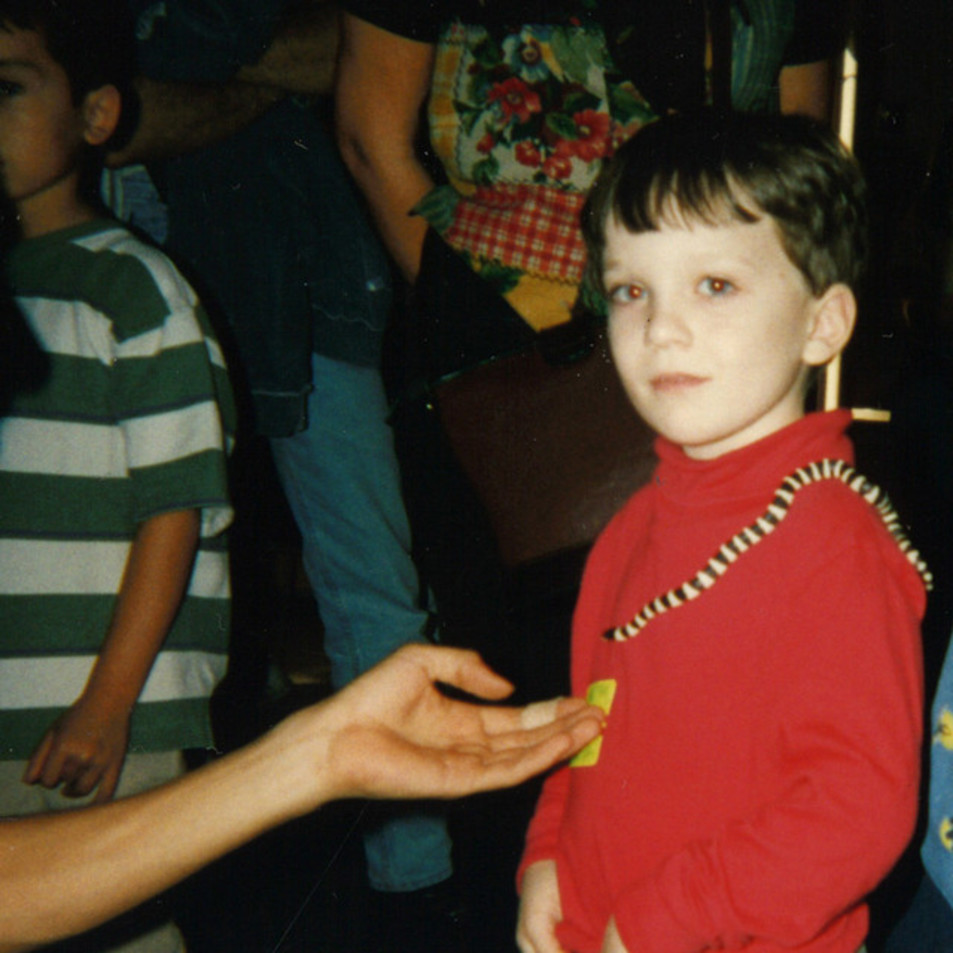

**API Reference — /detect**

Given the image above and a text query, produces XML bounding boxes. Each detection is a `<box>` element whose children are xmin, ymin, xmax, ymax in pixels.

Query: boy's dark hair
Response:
<box><xmin>0</xmin><ymin>0</ymin><xmax>137</xmax><ymax>144</ymax></box>
<box><xmin>583</xmin><ymin>110</ymin><xmax>868</xmax><ymax>298</ymax></box>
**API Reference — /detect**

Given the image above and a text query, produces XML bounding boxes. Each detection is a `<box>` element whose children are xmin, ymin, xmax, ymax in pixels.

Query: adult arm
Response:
<box><xmin>235</xmin><ymin>1</ymin><xmax>341</xmax><ymax>93</ymax></box>
<box><xmin>107</xmin><ymin>78</ymin><xmax>284</xmax><ymax>166</ymax></box>
<box><xmin>0</xmin><ymin>645</ymin><xmax>603</xmax><ymax>952</ymax></box>
<box><xmin>778</xmin><ymin>0</ymin><xmax>846</xmax><ymax>124</ymax></box>
<box><xmin>779</xmin><ymin>59</ymin><xmax>834</xmax><ymax>123</ymax></box>
<box><xmin>107</xmin><ymin>1</ymin><xmax>341</xmax><ymax>167</ymax></box>
<box><xmin>24</xmin><ymin>509</ymin><xmax>201</xmax><ymax>802</ymax></box>
<box><xmin>335</xmin><ymin>13</ymin><xmax>436</xmax><ymax>281</ymax></box>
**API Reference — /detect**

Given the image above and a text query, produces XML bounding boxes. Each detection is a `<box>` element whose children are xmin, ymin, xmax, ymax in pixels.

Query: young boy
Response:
<box><xmin>0</xmin><ymin>1</ymin><xmax>232</xmax><ymax>946</ymax></box>
<box><xmin>517</xmin><ymin>111</ymin><xmax>930</xmax><ymax>953</ymax></box>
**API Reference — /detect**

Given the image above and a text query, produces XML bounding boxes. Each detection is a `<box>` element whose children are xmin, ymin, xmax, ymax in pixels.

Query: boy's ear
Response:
<box><xmin>802</xmin><ymin>283</ymin><xmax>857</xmax><ymax>367</ymax></box>
<box><xmin>81</xmin><ymin>85</ymin><xmax>121</xmax><ymax>147</ymax></box>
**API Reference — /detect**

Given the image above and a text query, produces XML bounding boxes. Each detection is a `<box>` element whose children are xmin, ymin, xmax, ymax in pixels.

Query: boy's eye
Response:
<box><xmin>700</xmin><ymin>277</ymin><xmax>733</xmax><ymax>296</ymax></box>
<box><xmin>608</xmin><ymin>283</ymin><xmax>644</xmax><ymax>304</ymax></box>
<box><xmin>0</xmin><ymin>80</ymin><xmax>21</xmax><ymax>96</ymax></box>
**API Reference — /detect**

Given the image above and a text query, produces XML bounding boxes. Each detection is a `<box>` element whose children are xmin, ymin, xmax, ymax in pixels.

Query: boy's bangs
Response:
<box><xmin>617</xmin><ymin>171</ymin><xmax>761</xmax><ymax>233</ymax></box>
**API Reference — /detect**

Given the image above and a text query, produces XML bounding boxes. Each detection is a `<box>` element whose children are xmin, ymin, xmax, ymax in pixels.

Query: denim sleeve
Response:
<box><xmin>128</xmin><ymin>0</ymin><xmax>285</xmax><ymax>82</ymax></box>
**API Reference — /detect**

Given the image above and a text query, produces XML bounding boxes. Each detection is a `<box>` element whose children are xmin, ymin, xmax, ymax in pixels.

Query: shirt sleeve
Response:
<box><xmin>612</xmin><ymin>494</ymin><xmax>925</xmax><ymax>953</ymax></box>
<box><xmin>105</xmin><ymin>247</ymin><xmax>234</xmax><ymax>539</ymax></box>
<box><xmin>519</xmin><ymin>764</ymin><xmax>572</xmax><ymax>885</ymax></box>
<box><xmin>129</xmin><ymin>0</ymin><xmax>285</xmax><ymax>82</ymax></box>
<box><xmin>341</xmin><ymin>0</ymin><xmax>446</xmax><ymax>42</ymax></box>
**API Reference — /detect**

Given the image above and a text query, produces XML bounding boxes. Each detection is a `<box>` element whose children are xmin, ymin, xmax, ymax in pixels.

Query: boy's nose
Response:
<box><xmin>644</xmin><ymin>300</ymin><xmax>691</xmax><ymax>347</ymax></box>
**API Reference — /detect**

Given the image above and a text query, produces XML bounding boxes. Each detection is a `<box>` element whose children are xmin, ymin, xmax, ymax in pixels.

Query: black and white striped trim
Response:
<box><xmin>604</xmin><ymin>459</ymin><xmax>933</xmax><ymax>643</ymax></box>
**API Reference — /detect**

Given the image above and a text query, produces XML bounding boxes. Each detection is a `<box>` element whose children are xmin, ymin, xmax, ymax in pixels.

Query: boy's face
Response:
<box><xmin>0</xmin><ymin>25</ymin><xmax>91</xmax><ymax>236</ymax></box>
<box><xmin>604</xmin><ymin>209</ymin><xmax>827</xmax><ymax>460</ymax></box>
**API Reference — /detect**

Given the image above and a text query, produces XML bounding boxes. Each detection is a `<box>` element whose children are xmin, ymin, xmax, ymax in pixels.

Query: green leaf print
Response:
<box><xmin>609</xmin><ymin>85</ymin><xmax>657</xmax><ymax>125</ymax></box>
<box><xmin>472</xmin><ymin>155</ymin><xmax>501</xmax><ymax>187</ymax></box>
<box><xmin>475</xmin><ymin>260</ymin><xmax>522</xmax><ymax>295</ymax></box>
<box><xmin>546</xmin><ymin>112</ymin><xmax>580</xmax><ymax>140</ymax></box>
<box><xmin>549</xmin><ymin>27</ymin><xmax>610</xmax><ymax>83</ymax></box>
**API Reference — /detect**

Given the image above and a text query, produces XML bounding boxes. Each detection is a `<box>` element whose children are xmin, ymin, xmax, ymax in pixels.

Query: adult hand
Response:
<box><xmin>276</xmin><ymin>644</ymin><xmax>604</xmax><ymax>806</ymax></box>
<box><xmin>517</xmin><ymin>859</ymin><xmax>567</xmax><ymax>953</ymax></box>
<box><xmin>23</xmin><ymin>699</ymin><xmax>130</xmax><ymax>802</ymax></box>
<box><xmin>0</xmin><ymin>645</ymin><xmax>601</xmax><ymax>953</ymax></box>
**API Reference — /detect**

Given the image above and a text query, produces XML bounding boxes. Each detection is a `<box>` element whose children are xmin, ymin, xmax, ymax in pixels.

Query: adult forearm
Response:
<box><xmin>0</xmin><ymin>645</ymin><xmax>603</xmax><ymax>952</ymax></box>
<box><xmin>107</xmin><ymin>76</ymin><xmax>284</xmax><ymax>167</ymax></box>
<box><xmin>336</xmin><ymin>132</ymin><xmax>433</xmax><ymax>282</ymax></box>
<box><xmin>236</xmin><ymin>1</ymin><xmax>341</xmax><ymax>95</ymax></box>
<box><xmin>0</xmin><ymin>729</ymin><xmax>324</xmax><ymax>952</ymax></box>
<box><xmin>335</xmin><ymin>14</ymin><xmax>436</xmax><ymax>281</ymax></box>
<box><xmin>779</xmin><ymin>60</ymin><xmax>834</xmax><ymax>124</ymax></box>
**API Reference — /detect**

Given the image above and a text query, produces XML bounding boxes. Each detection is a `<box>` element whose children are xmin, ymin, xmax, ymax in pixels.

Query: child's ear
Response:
<box><xmin>802</xmin><ymin>283</ymin><xmax>857</xmax><ymax>367</ymax></box>
<box><xmin>81</xmin><ymin>85</ymin><xmax>121</xmax><ymax>147</ymax></box>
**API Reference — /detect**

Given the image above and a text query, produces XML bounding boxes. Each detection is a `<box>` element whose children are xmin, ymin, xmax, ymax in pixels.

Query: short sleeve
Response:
<box><xmin>341</xmin><ymin>0</ymin><xmax>449</xmax><ymax>42</ymax></box>
<box><xmin>97</xmin><ymin>244</ymin><xmax>234</xmax><ymax>538</ymax></box>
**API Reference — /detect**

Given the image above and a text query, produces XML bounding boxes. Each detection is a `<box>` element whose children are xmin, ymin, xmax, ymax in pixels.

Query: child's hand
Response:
<box><xmin>23</xmin><ymin>698</ymin><xmax>131</xmax><ymax>803</ymax></box>
<box><xmin>601</xmin><ymin>917</ymin><xmax>630</xmax><ymax>953</ymax></box>
<box><xmin>517</xmin><ymin>859</ymin><xmax>567</xmax><ymax>953</ymax></box>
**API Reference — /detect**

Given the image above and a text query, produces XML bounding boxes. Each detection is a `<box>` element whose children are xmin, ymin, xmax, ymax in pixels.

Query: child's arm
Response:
<box><xmin>517</xmin><ymin>860</ymin><xmax>568</xmax><ymax>953</ymax></box>
<box><xmin>24</xmin><ymin>509</ymin><xmax>200</xmax><ymax>803</ymax></box>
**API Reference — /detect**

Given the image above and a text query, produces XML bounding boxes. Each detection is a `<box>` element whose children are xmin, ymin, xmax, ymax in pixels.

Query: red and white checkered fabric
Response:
<box><xmin>443</xmin><ymin>184</ymin><xmax>587</xmax><ymax>284</ymax></box>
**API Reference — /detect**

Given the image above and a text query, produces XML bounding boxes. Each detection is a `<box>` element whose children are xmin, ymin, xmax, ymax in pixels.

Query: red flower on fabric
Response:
<box><xmin>488</xmin><ymin>77</ymin><xmax>542</xmax><ymax>124</ymax></box>
<box><xmin>567</xmin><ymin>110</ymin><xmax>612</xmax><ymax>162</ymax></box>
<box><xmin>515</xmin><ymin>140</ymin><xmax>542</xmax><ymax>167</ymax></box>
<box><xmin>542</xmin><ymin>153</ymin><xmax>573</xmax><ymax>180</ymax></box>
<box><xmin>476</xmin><ymin>132</ymin><xmax>496</xmax><ymax>154</ymax></box>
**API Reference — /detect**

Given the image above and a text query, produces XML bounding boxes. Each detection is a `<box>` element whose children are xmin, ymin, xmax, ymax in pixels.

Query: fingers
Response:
<box><xmin>519</xmin><ymin>699</ymin><xmax>562</xmax><ymax>730</ymax></box>
<box><xmin>517</xmin><ymin>933</ymin><xmax>567</xmax><ymax>953</ymax></box>
<box><xmin>23</xmin><ymin>731</ymin><xmax>115</xmax><ymax>799</ymax></box>
<box><xmin>62</xmin><ymin>764</ymin><xmax>103</xmax><ymax>800</ymax></box>
<box><xmin>481</xmin><ymin>699</ymin><xmax>604</xmax><ymax>750</ymax></box>
<box><xmin>399</xmin><ymin>644</ymin><xmax>515</xmax><ymax>701</ymax></box>
<box><xmin>90</xmin><ymin>763</ymin><xmax>121</xmax><ymax>804</ymax></box>
<box><xmin>516</xmin><ymin>863</ymin><xmax>567</xmax><ymax>953</ymax></box>
<box><xmin>22</xmin><ymin>732</ymin><xmax>54</xmax><ymax>785</ymax></box>
<box><xmin>457</xmin><ymin>710</ymin><xmax>602</xmax><ymax>793</ymax></box>
<box><xmin>516</xmin><ymin>912</ymin><xmax>568</xmax><ymax>953</ymax></box>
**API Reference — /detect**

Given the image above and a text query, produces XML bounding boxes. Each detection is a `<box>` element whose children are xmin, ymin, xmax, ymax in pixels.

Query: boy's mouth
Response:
<box><xmin>650</xmin><ymin>373</ymin><xmax>708</xmax><ymax>392</ymax></box>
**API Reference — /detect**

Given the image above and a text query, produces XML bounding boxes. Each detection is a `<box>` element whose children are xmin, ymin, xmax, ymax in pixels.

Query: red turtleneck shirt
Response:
<box><xmin>521</xmin><ymin>410</ymin><xmax>927</xmax><ymax>953</ymax></box>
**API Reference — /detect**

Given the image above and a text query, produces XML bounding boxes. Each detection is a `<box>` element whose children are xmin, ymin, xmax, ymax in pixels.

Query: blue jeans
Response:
<box><xmin>270</xmin><ymin>353</ymin><xmax>453</xmax><ymax>892</ymax></box>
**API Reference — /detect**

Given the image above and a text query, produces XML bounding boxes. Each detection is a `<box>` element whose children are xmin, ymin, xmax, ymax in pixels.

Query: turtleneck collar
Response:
<box><xmin>651</xmin><ymin>409</ymin><xmax>855</xmax><ymax>510</ymax></box>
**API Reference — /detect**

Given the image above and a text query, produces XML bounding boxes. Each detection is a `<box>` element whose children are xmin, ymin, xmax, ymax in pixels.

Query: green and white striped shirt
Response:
<box><xmin>0</xmin><ymin>220</ymin><xmax>234</xmax><ymax>758</ymax></box>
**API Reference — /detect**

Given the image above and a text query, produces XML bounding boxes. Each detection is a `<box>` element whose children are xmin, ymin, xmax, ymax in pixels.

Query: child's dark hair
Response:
<box><xmin>0</xmin><ymin>0</ymin><xmax>137</xmax><ymax>144</ymax></box>
<box><xmin>583</xmin><ymin>110</ymin><xmax>868</xmax><ymax>298</ymax></box>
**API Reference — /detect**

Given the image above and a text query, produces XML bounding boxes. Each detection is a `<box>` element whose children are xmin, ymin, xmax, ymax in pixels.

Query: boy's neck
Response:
<box><xmin>15</xmin><ymin>174</ymin><xmax>98</xmax><ymax>240</ymax></box>
<box><xmin>678</xmin><ymin>406</ymin><xmax>809</xmax><ymax>461</ymax></box>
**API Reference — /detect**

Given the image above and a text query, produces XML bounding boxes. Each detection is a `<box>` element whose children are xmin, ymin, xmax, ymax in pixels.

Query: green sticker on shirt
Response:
<box><xmin>571</xmin><ymin>679</ymin><xmax>616</xmax><ymax>767</ymax></box>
